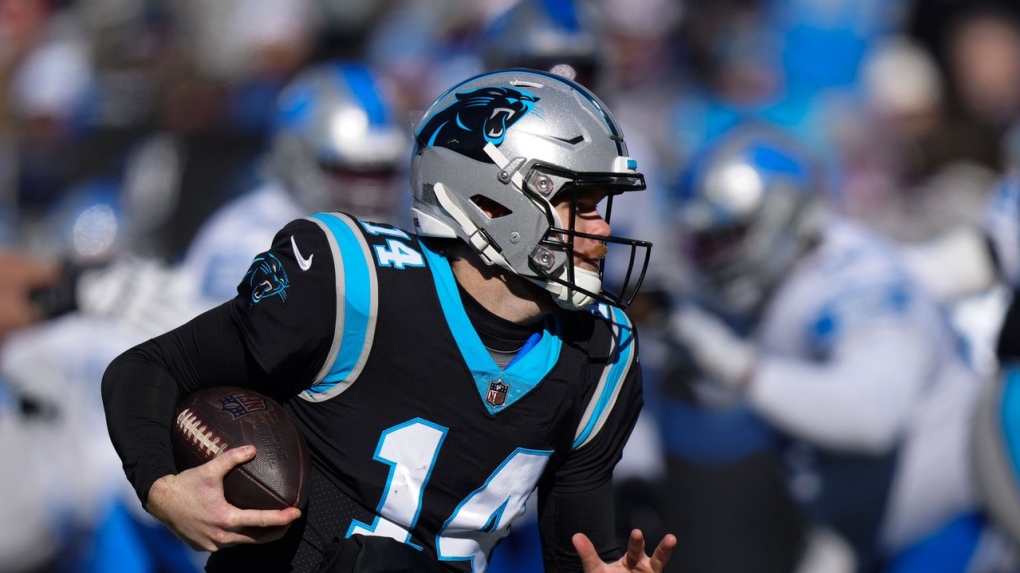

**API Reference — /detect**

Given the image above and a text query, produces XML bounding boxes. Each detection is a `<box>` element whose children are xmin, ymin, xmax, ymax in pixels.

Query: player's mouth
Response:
<box><xmin>576</xmin><ymin>243</ymin><xmax>608</xmax><ymax>272</ymax></box>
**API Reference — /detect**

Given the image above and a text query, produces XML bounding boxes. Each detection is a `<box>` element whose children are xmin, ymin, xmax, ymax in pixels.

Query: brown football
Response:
<box><xmin>171</xmin><ymin>386</ymin><xmax>310</xmax><ymax>510</ymax></box>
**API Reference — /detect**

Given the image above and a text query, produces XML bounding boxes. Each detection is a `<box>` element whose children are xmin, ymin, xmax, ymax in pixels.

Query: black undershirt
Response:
<box><xmin>457</xmin><ymin>283</ymin><xmax>541</xmax><ymax>367</ymax></box>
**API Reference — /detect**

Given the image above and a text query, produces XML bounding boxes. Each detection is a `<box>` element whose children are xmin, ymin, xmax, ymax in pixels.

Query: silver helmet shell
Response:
<box><xmin>410</xmin><ymin>68</ymin><xmax>650</xmax><ymax>310</ymax></box>
<box><xmin>672</xmin><ymin>122</ymin><xmax>825</xmax><ymax>318</ymax></box>
<box><xmin>269</xmin><ymin>61</ymin><xmax>407</xmax><ymax>222</ymax></box>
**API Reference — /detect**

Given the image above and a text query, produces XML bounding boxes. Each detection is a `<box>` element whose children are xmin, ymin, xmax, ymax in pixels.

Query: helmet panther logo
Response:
<box><xmin>416</xmin><ymin>86</ymin><xmax>539</xmax><ymax>162</ymax></box>
<box><xmin>242</xmin><ymin>252</ymin><xmax>290</xmax><ymax>311</ymax></box>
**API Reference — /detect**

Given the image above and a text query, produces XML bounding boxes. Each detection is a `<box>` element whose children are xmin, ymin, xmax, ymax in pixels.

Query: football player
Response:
<box><xmin>102</xmin><ymin>69</ymin><xmax>675</xmax><ymax>572</ymax></box>
<box><xmin>0</xmin><ymin>60</ymin><xmax>414</xmax><ymax>572</ymax></box>
<box><xmin>664</xmin><ymin>120</ymin><xmax>1006</xmax><ymax>571</ymax></box>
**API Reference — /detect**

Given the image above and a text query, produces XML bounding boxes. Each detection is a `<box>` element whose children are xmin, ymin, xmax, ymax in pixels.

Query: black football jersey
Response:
<box><xmin>225</xmin><ymin>212</ymin><xmax>643</xmax><ymax>572</ymax></box>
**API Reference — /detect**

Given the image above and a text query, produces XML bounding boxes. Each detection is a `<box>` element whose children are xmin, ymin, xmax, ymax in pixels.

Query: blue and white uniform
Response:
<box><xmin>746</xmin><ymin>216</ymin><xmax>990</xmax><ymax>568</ymax></box>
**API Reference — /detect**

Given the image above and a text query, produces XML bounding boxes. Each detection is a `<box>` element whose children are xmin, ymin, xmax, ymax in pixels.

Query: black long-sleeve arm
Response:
<box><xmin>539</xmin><ymin>480</ymin><xmax>621</xmax><ymax>573</ymax></box>
<box><xmin>102</xmin><ymin>301</ymin><xmax>276</xmax><ymax>507</ymax></box>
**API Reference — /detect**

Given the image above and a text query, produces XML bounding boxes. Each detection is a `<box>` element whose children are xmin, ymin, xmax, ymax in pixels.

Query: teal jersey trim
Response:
<box><xmin>573</xmin><ymin>303</ymin><xmax>635</xmax><ymax>450</ymax></box>
<box><xmin>420</xmin><ymin>240</ymin><xmax>562</xmax><ymax>414</ymax></box>
<box><xmin>1000</xmin><ymin>365</ymin><xmax>1020</xmax><ymax>483</ymax></box>
<box><xmin>307</xmin><ymin>213</ymin><xmax>375</xmax><ymax>395</ymax></box>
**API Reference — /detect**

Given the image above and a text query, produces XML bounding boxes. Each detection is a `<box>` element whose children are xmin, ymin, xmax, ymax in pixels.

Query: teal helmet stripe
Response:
<box><xmin>337</xmin><ymin>62</ymin><xmax>389</xmax><ymax>126</ymax></box>
<box><xmin>542</xmin><ymin>0</ymin><xmax>582</xmax><ymax>32</ymax></box>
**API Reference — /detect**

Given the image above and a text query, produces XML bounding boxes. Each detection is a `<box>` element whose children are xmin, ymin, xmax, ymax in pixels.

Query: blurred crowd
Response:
<box><xmin>4</xmin><ymin>0</ymin><xmax>1020</xmax><ymax>571</ymax></box>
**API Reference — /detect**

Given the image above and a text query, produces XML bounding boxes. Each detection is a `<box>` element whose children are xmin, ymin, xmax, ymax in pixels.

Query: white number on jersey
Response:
<box><xmin>348</xmin><ymin>419</ymin><xmax>551</xmax><ymax>570</ymax></box>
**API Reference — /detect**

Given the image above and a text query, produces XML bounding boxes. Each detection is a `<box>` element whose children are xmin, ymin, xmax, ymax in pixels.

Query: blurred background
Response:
<box><xmin>4</xmin><ymin>0</ymin><xmax>1020</xmax><ymax>571</ymax></box>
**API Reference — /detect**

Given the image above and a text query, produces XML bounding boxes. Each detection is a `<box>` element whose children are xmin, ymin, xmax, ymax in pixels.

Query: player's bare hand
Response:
<box><xmin>574</xmin><ymin>529</ymin><xmax>677</xmax><ymax>573</ymax></box>
<box><xmin>0</xmin><ymin>251</ymin><xmax>60</xmax><ymax>341</ymax></box>
<box><xmin>145</xmin><ymin>445</ymin><xmax>302</xmax><ymax>552</ymax></box>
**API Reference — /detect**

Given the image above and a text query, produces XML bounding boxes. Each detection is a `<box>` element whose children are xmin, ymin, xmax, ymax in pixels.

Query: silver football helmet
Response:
<box><xmin>672</xmin><ymin>122</ymin><xmax>825</xmax><ymax>317</ymax></box>
<box><xmin>410</xmin><ymin>69</ymin><xmax>651</xmax><ymax>310</ymax></box>
<box><xmin>269</xmin><ymin>61</ymin><xmax>407</xmax><ymax>222</ymax></box>
<box><xmin>480</xmin><ymin>0</ymin><xmax>603</xmax><ymax>89</ymax></box>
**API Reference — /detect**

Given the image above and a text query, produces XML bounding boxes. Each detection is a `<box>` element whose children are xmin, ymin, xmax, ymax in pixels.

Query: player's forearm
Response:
<box><xmin>747</xmin><ymin>326</ymin><xmax>932</xmax><ymax>453</ymax></box>
<box><xmin>540</xmin><ymin>480</ymin><xmax>621</xmax><ymax>572</ymax></box>
<box><xmin>102</xmin><ymin>346</ymin><xmax>182</xmax><ymax>506</ymax></box>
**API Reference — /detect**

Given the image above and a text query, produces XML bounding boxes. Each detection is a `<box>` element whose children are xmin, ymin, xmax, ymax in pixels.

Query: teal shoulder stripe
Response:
<box><xmin>573</xmin><ymin>304</ymin><xmax>635</xmax><ymax>450</ymax></box>
<box><xmin>301</xmin><ymin>213</ymin><xmax>378</xmax><ymax>401</ymax></box>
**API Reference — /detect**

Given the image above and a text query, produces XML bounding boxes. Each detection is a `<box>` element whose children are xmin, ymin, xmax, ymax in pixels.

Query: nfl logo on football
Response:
<box><xmin>486</xmin><ymin>380</ymin><xmax>509</xmax><ymax>408</ymax></box>
<box><xmin>219</xmin><ymin>392</ymin><xmax>268</xmax><ymax>420</ymax></box>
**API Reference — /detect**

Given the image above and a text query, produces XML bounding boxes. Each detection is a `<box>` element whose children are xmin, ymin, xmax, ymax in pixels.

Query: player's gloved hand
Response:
<box><xmin>574</xmin><ymin>529</ymin><xmax>677</xmax><ymax>572</ymax></box>
<box><xmin>76</xmin><ymin>257</ymin><xmax>198</xmax><ymax>338</ymax></box>
<box><xmin>146</xmin><ymin>446</ymin><xmax>301</xmax><ymax>552</ymax></box>
<box><xmin>669</xmin><ymin>303</ymin><xmax>756</xmax><ymax>391</ymax></box>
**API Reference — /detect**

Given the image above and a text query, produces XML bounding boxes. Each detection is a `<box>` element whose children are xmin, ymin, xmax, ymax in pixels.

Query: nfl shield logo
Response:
<box><xmin>486</xmin><ymin>380</ymin><xmax>509</xmax><ymax>408</ymax></box>
<box><xmin>218</xmin><ymin>392</ymin><xmax>268</xmax><ymax>420</ymax></box>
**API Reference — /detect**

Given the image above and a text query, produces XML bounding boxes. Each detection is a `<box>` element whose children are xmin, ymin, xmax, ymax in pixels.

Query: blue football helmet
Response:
<box><xmin>268</xmin><ymin>62</ymin><xmax>408</xmax><ymax>223</ymax></box>
<box><xmin>480</xmin><ymin>0</ymin><xmax>603</xmax><ymax>89</ymax></box>
<box><xmin>671</xmin><ymin>122</ymin><xmax>825</xmax><ymax>317</ymax></box>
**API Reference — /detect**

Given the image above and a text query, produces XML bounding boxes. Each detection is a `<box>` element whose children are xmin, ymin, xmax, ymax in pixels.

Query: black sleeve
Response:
<box><xmin>998</xmin><ymin>289</ymin><xmax>1020</xmax><ymax>360</ymax></box>
<box><xmin>102</xmin><ymin>302</ymin><xmax>279</xmax><ymax>507</ymax></box>
<box><xmin>536</xmin><ymin>341</ymin><xmax>645</xmax><ymax>571</ymax></box>
<box><xmin>538</xmin><ymin>480</ymin><xmax>620</xmax><ymax>573</ymax></box>
<box><xmin>103</xmin><ymin>217</ymin><xmax>340</xmax><ymax>508</ymax></box>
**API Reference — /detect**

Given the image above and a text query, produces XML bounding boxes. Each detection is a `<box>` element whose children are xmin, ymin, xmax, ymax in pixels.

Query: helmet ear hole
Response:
<box><xmin>470</xmin><ymin>195</ymin><xmax>513</xmax><ymax>219</ymax></box>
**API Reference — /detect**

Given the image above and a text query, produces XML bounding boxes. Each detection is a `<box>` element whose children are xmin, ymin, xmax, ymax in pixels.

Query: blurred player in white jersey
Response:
<box><xmin>0</xmin><ymin>59</ymin><xmax>411</xmax><ymax>571</ymax></box>
<box><xmin>664</xmin><ymin>120</ymin><xmax>1013</xmax><ymax>572</ymax></box>
<box><xmin>177</xmin><ymin>60</ymin><xmax>409</xmax><ymax>310</ymax></box>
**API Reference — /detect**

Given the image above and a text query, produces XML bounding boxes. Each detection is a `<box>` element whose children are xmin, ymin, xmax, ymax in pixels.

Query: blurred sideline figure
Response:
<box><xmin>662</xmin><ymin>121</ymin><xmax>1015</xmax><ymax>572</ymax></box>
<box><xmin>0</xmin><ymin>251</ymin><xmax>70</xmax><ymax>571</ymax></box>
<box><xmin>0</xmin><ymin>59</ymin><xmax>410</xmax><ymax>572</ymax></box>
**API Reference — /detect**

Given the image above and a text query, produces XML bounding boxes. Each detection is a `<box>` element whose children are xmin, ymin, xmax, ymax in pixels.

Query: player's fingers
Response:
<box><xmin>235</xmin><ymin>507</ymin><xmax>302</xmax><ymax>530</ymax></box>
<box><xmin>211</xmin><ymin>507</ymin><xmax>300</xmax><ymax>547</ymax></box>
<box><xmin>572</xmin><ymin>533</ymin><xmax>604</xmax><ymax>572</ymax></box>
<box><xmin>236</xmin><ymin>523</ymin><xmax>294</xmax><ymax>544</ymax></box>
<box><xmin>625</xmin><ymin>529</ymin><xmax>647</xmax><ymax>567</ymax></box>
<box><xmin>210</xmin><ymin>445</ymin><xmax>257</xmax><ymax>478</ymax></box>
<box><xmin>650</xmin><ymin>534</ymin><xmax>678</xmax><ymax>571</ymax></box>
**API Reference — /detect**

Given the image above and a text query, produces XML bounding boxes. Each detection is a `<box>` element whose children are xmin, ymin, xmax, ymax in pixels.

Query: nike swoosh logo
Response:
<box><xmin>291</xmin><ymin>236</ymin><xmax>313</xmax><ymax>271</ymax></box>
